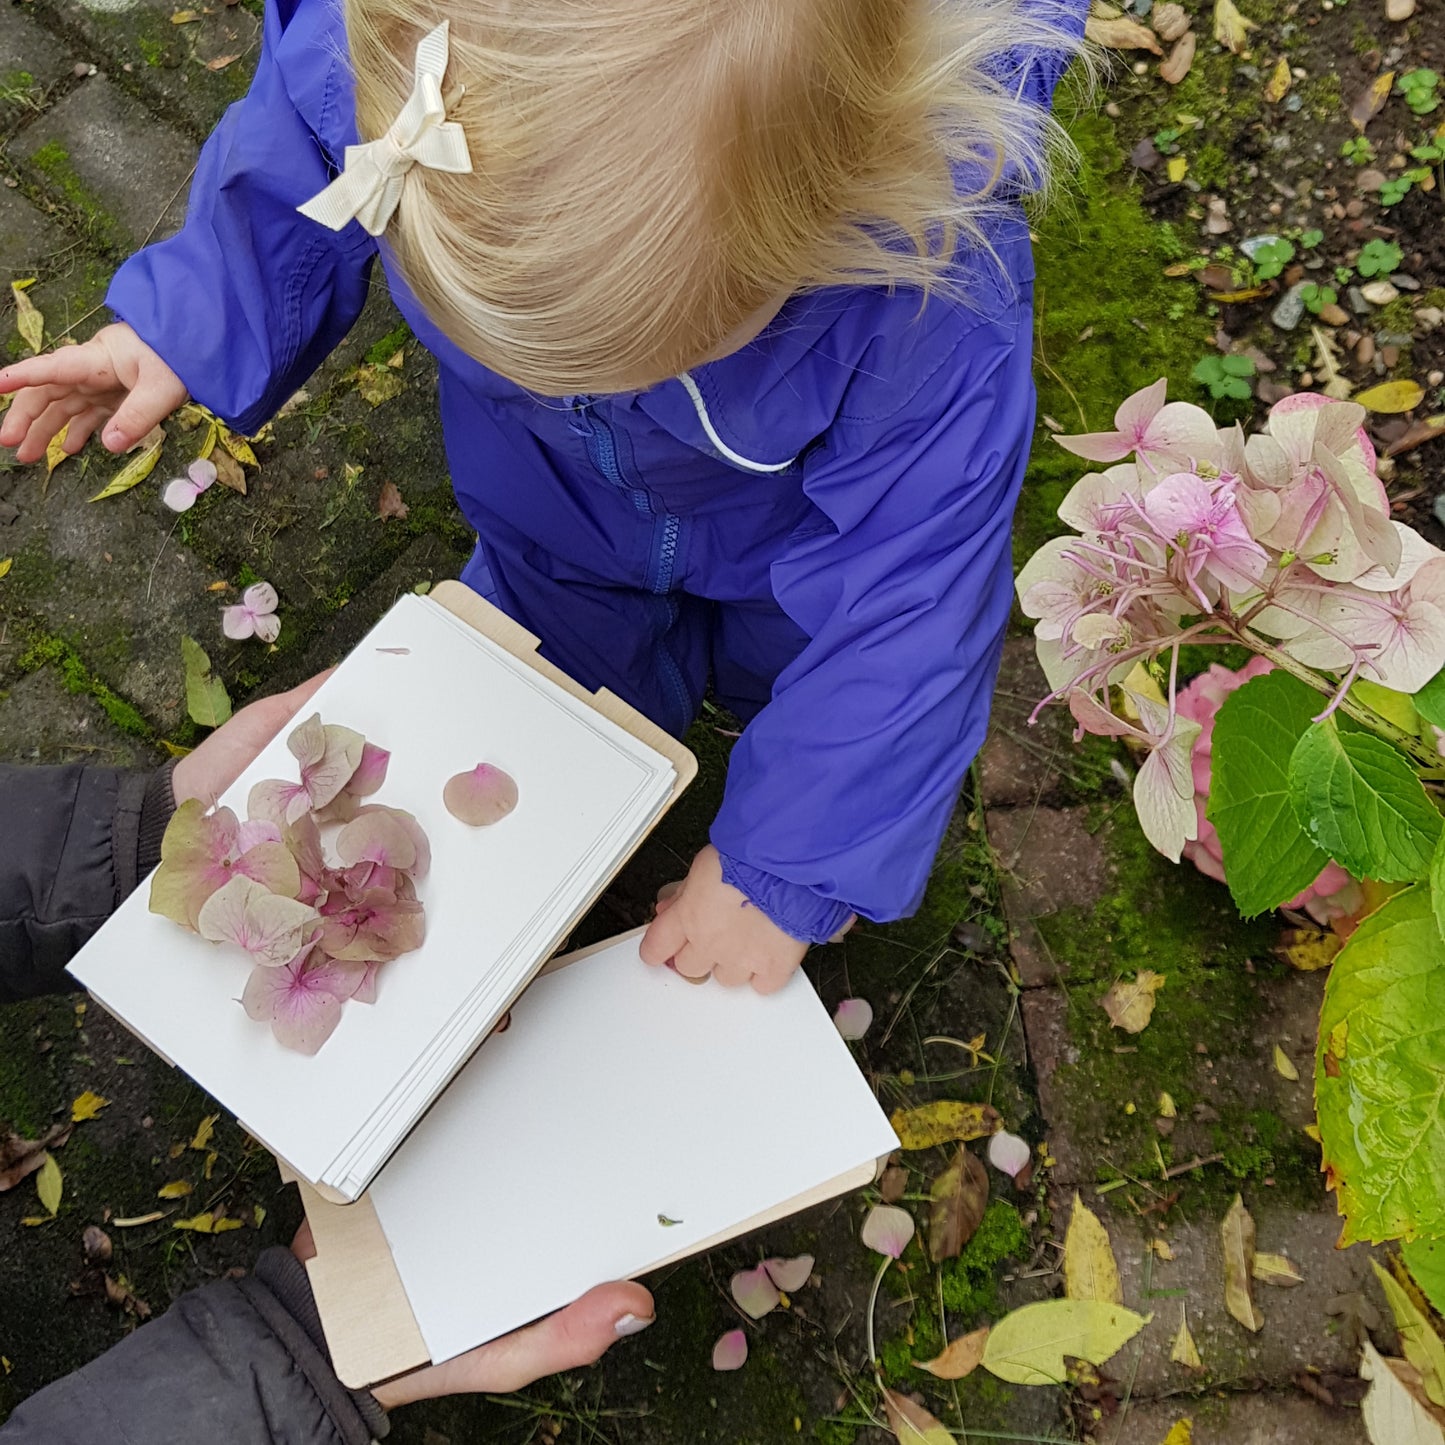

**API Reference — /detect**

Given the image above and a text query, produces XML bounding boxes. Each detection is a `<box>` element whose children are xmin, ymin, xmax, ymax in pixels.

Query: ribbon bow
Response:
<box><xmin>298</xmin><ymin>20</ymin><xmax>472</xmax><ymax>236</ymax></box>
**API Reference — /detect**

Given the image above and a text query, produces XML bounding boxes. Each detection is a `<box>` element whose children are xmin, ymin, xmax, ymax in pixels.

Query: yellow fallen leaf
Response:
<box><xmin>917</xmin><ymin>1326</ymin><xmax>990</xmax><ymax>1380</ymax></box>
<box><xmin>173</xmin><ymin>1211</ymin><xmax>245</xmax><ymax>1234</ymax></box>
<box><xmin>1222</xmin><ymin>1194</ymin><xmax>1263</xmax><ymax>1331</ymax></box>
<box><xmin>1158</xmin><ymin>1091</ymin><xmax>1177</xmax><ymax>1118</ymax></box>
<box><xmin>0</xmin><ymin>559</ymin><xmax>11</xmax><ymax>581</ymax></box>
<box><xmin>1352</xmin><ymin>71</ymin><xmax>1396</xmax><ymax>132</ymax></box>
<box><xmin>190</xmin><ymin>1113</ymin><xmax>218</xmax><ymax>1152</ymax></box>
<box><xmin>982</xmin><ymin>1299</ymin><xmax>1149</xmax><ymax>1385</ymax></box>
<box><xmin>157</xmin><ymin>1180</ymin><xmax>192</xmax><ymax>1199</ymax></box>
<box><xmin>203</xmin><ymin>1149</ymin><xmax>218</xmax><ymax>1180</ymax></box>
<box><xmin>1253</xmin><ymin>1252</ymin><xmax>1304</xmax><ymax>1287</ymax></box>
<box><xmin>1275</xmin><ymin>926</ymin><xmax>1343</xmax><ymax>972</ymax></box>
<box><xmin>89</xmin><ymin>426</ymin><xmax>165</xmax><ymax>502</ymax></box>
<box><xmin>252</xmin><ymin>1204</ymin><xmax>266</xmax><ymax>1229</ymax></box>
<box><xmin>1273</xmin><ymin>1045</ymin><xmax>1299</xmax><ymax>1082</ymax></box>
<box><xmin>1213</xmin><ymin>0</ymin><xmax>1258</xmax><ymax>52</ymax></box>
<box><xmin>1171</xmin><ymin>1307</ymin><xmax>1203</xmax><ymax>1369</ymax></box>
<box><xmin>1167</xmin><ymin>155</ymin><xmax>1189</xmax><ymax>183</ymax></box>
<box><xmin>1263</xmin><ymin>55</ymin><xmax>1291</xmax><ymax>103</ymax></box>
<box><xmin>70</xmin><ymin>1091</ymin><xmax>110</xmax><ymax>1122</ymax></box>
<box><xmin>889</xmin><ymin>1100</ymin><xmax>1001</xmax><ymax>1150</ymax></box>
<box><xmin>218</xmin><ymin>425</ymin><xmax>257</xmax><ymax>468</ymax></box>
<box><xmin>1085</xmin><ymin>12</ymin><xmax>1163</xmax><ymax>51</ymax></box>
<box><xmin>196</xmin><ymin>419</ymin><xmax>218</xmax><ymax>462</ymax></box>
<box><xmin>1361</xmin><ymin>1338</ymin><xmax>1445</xmax><ymax>1445</ymax></box>
<box><xmin>1356</xmin><ymin>380</ymin><xmax>1426</xmax><ymax>414</ymax></box>
<box><xmin>1374</xmin><ymin>1261</ymin><xmax>1445</xmax><ymax>1407</ymax></box>
<box><xmin>881</xmin><ymin>1387</ymin><xmax>952</xmax><ymax>1445</ymax></box>
<box><xmin>170</xmin><ymin>9</ymin><xmax>201</xmax><ymax>21</ymax></box>
<box><xmin>1101</xmin><ymin>971</ymin><xmax>1166</xmax><ymax>1034</ymax></box>
<box><xmin>35</xmin><ymin>1153</ymin><xmax>62</xmax><ymax>1217</ymax></box>
<box><xmin>1150</xmin><ymin>1238</ymin><xmax>1177</xmax><ymax>1261</ymax></box>
<box><xmin>10</xmin><ymin>282</ymin><xmax>43</xmax><ymax>355</ymax></box>
<box><xmin>1161</xmin><ymin>1422</ymin><xmax>1194</xmax><ymax>1445</ymax></box>
<box><xmin>1064</xmin><ymin>1193</ymin><xmax>1123</xmax><ymax>1305</ymax></box>
<box><xmin>45</xmin><ymin>426</ymin><xmax>70</xmax><ymax>481</ymax></box>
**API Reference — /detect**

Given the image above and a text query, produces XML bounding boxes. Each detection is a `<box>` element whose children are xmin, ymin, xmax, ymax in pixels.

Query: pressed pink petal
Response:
<box><xmin>336</xmin><ymin>811</ymin><xmax>417</xmax><ymax>871</ymax></box>
<box><xmin>762</xmin><ymin>1255</ymin><xmax>814</xmax><ymax>1293</ymax></box>
<box><xmin>730</xmin><ymin>1265</ymin><xmax>782</xmax><ymax>1319</ymax></box>
<box><xmin>222</xmin><ymin>605</ymin><xmax>257</xmax><ymax>640</ymax></box>
<box><xmin>233</xmin><ymin>840</ymin><xmax>302</xmax><ymax>899</ymax></box>
<box><xmin>241</xmin><ymin>581</ymin><xmax>278</xmax><ymax>614</ymax></box>
<box><xmin>287</xmin><ymin>714</ymin><xmax>327</xmax><ymax>773</ymax></box>
<box><xmin>303</xmin><ymin>954</ymin><xmax>369</xmax><ymax>1001</ymax></box>
<box><xmin>355</xmin><ymin>806</ymin><xmax>431</xmax><ymax>880</ymax></box>
<box><xmin>443</xmin><ymin>763</ymin><xmax>519</xmax><ymax>826</ymax></box>
<box><xmin>248</xmin><ymin>778</ymin><xmax>310</xmax><ymax>828</ymax></box>
<box><xmin>298</xmin><ymin>723</ymin><xmax>366</xmax><ymax>812</ymax></box>
<box><xmin>147</xmin><ymin>801</ymin><xmax>241</xmax><ymax>928</ymax></box>
<box><xmin>235</xmin><ymin>819</ymin><xmax>282</xmax><ymax>853</ymax></box>
<box><xmin>351</xmin><ymin>960</ymin><xmax>381</xmax><ymax>1005</ymax></box>
<box><xmin>1053</xmin><ymin>430</ymin><xmax>1135</xmax><ymax>464</ymax></box>
<box><xmin>347</xmin><ymin>743</ymin><xmax>391</xmax><ymax>798</ymax></box>
<box><xmin>187</xmin><ymin>458</ymin><xmax>217</xmax><ymax>491</ymax></box>
<box><xmin>860</xmin><ymin>1204</ymin><xmax>915</xmax><ymax>1259</ymax></box>
<box><xmin>987</xmin><ymin>1130</ymin><xmax>1032</xmax><ymax>1179</ymax></box>
<box><xmin>162</xmin><ymin>478</ymin><xmax>201</xmax><ymax>512</ymax></box>
<box><xmin>711</xmin><ymin>1329</ymin><xmax>748</xmax><ymax>1372</ymax></box>
<box><xmin>196</xmin><ymin>875</ymin><xmax>319</xmax><ymax>967</ymax></box>
<box><xmin>251</xmin><ymin>611</ymin><xmax>281</xmax><ymax>645</ymax></box>
<box><xmin>833</xmin><ymin>998</ymin><xmax>873</xmax><ymax>1041</ymax></box>
<box><xmin>269</xmin><ymin>978</ymin><xmax>347</xmax><ymax>1054</ymax></box>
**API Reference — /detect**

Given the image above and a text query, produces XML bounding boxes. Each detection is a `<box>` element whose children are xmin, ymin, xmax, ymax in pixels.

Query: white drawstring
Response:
<box><xmin>677</xmin><ymin>373</ymin><xmax>797</xmax><ymax>473</ymax></box>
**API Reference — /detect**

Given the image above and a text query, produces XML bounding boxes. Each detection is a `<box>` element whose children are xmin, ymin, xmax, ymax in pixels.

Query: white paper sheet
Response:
<box><xmin>368</xmin><ymin>935</ymin><xmax>900</xmax><ymax>1363</ymax></box>
<box><xmin>69</xmin><ymin>596</ymin><xmax>675</xmax><ymax>1195</ymax></box>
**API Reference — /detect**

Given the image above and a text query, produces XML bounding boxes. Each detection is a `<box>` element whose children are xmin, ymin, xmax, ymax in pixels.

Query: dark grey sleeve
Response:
<box><xmin>0</xmin><ymin>763</ymin><xmax>175</xmax><ymax>1004</ymax></box>
<box><xmin>0</xmin><ymin>1248</ymin><xmax>389</xmax><ymax>1445</ymax></box>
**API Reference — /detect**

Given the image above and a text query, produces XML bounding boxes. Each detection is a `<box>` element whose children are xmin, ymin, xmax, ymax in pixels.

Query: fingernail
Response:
<box><xmin>614</xmin><ymin>1313</ymin><xmax>654</xmax><ymax>1338</ymax></box>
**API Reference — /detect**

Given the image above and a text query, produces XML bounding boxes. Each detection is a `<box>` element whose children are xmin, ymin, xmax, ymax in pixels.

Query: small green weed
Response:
<box><xmin>1398</xmin><ymin>68</ymin><xmax>1440</xmax><ymax>116</ymax></box>
<box><xmin>1357</xmin><ymin>239</ymin><xmax>1403</xmax><ymax>277</ymax></box>
<box><xmin>1298</xmin><ymin>228</ymin><xmax>1325</xmax><ymax>250</ymax></box>
<box><xmin>1339</xmin><ymin>135</ymin><xmax>1375</xmax><ymax>165</ymax></box>
<box><xmin>1192</xmin><ymin>353</ymin><xmax>1255</xmax><ymax>400</ymax></box>
<box><xmin>1299</xmin><ymin>283</ymin><xmax>1338</xmax><ymax>315</ymax></box>
<box><xmin>1249</xmin><ymin>238</ymin><xmax>1295</xmax><ymax>281</ymax></box>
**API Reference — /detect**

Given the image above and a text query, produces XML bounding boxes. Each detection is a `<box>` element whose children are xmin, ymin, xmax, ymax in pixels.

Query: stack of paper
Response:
<box><xmin>70</xmin><ymin>593</ymin><xmax>678</xmax><ymax>1200</ymax></box>
<box><xmin>303</xmin><ymin>932</ymin><xmax>900</xmax><ymax>1376</ymax></box>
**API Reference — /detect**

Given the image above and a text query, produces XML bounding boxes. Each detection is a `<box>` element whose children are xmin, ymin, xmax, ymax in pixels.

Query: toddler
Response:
<box><xmin>1</xmin><ymin>0</ymin><xmax>1085</xmax><ymax>993</ymax></box>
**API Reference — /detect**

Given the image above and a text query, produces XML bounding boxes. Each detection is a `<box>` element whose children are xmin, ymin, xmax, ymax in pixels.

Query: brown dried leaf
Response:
<box><xmin>1086</xmin><ymin>12</ymin><xmax>1163</xmax><ymax>51</ymax></box>
<box><xmin>205</xmin><ymin>53</ymin><xmax>241</xmax><ymax>70</ymax></box>
<box><xmin>1152</xmin><ymin>2</ymin><xmax>1189</xmax><ymax>39</ymax></box>
<box><xmin>377</xmin><ymin>480</ymin><xmax>409</xmax><ymax>521</ymax></box>
<box><xmin>82</xmin><ymin>1225</ymin><xmax>112</xmax><ymax>1264</ymax></box>
<box><xmin>881</xmin><ymin>1387</ymin><xmax>952</xmax><ymax>1445</ymax></box>
<box><xmin>210</xmin><ymin>446</ymin><xmax>247</xmax><ymax>494</ymax></box>
<box><xmin>880</xmin><ymin>1164</ymin><xmax>908</xmax><ymax>1204</ymax></box>
<box><xmin>1222</xmin><ymin>1194</ymin><xmax>1264</xmax><ymax>1331</ymax></box>
<box><xmin>0</xmin><ymin>1124</ymin><xmax>72</xmax><ymax>1192</ymax></box>
<box><xmin>1253</xmin><ymin>1251</ymin><xmax>1304</xmax><ymax>1287</ymax></box>
<box><xmin>1385</xmin><ymin>416</ymin><xmax>1445</xmax><ymax>459</ymax></box>
<box><xmin>1350</xmin><ymin>71</ymin><xmax>1395</xmax><ymax>131</ymax></box>
<box><xmin>1159</xmin><ymin>31</ymin><xmax>1196</xmax><ymax>84</ymax></box>
<box><xmin>917</xmin><ymin>1326</ymin><xmax>990</xmax><ymax>1380</ymax></box>
<box><xmin>928</xmin><ymin>1146</ymin><xmax>989</xmax><ymax>1262</ymax></box>
<box><xmin>1101</xmin><ymin>971</ymin><xmax>1166</xmax><ymax>1033</ymax></box>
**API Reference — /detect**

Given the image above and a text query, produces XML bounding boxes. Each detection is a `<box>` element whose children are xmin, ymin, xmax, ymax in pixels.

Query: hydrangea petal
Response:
<box><xmin>730</xmin><ymin>1264</ymin><xmax>782</xmax><ymax>1318</ymax></box>
<box><xmin>147</xmin><ymin>800</ymin><xmax>242</xmax><ymax>929</ymax></box>
<box><xmin>712</xmin><ymin>1329</ymin><xmax>748</xmax><ymax>1371</ymax></box>
<box><xmin>241</xmin><ymin>956</ymin><xmax>348</xmax><ymax>1055</ymax></box>
<box><xmin>861</xmin><ymin>1204</ymin><xmax>916</xmax><ymax>1259</ymax></box>
<box><xmin>987</xmin><ymin>1130</ymin><xmax>1033</xmax><ymax>1179</ymax></box>
<box><xmin>251</xmin><ymin>611</ymin><xmax>282</xmax><ymax>645</ymax></box>
<box><xmin>221</xmin><ymin>605</ymin><xmax>258</xmax><ymax>641</ymax></box>
<box><xmin>347</xmin><ymin>743</ymin><xmax>391</xmax><ymax>798</ymax></box>
<box><xmin>187</xmin><ymin>458</ymin><xmax>217</xmax><ymax>491</ymax></box>
<box><xmin>162</xmin><ymin>478</ymin><xmax>201</xmax><ymax>513</ymax></box>
<box><xmin>443</xmin><ymin>763</ymin><xmax>519</xmax><ymax>826</ymax></box>
<box><xmin>356</xmin><ymin>806</ymin><xmax>431</xmax><ymax>880</ymax></box>
<box><xmin>833</xmin><ymin>998</ymin><xmax>873</xmax><ymax>1040</ymax></box>
<box><xmin>241</xmin><ymin>581</ymin><xmax>279</xmax><ymax>615</ymax></box>
<box><xmin>197</xmin><ymin>875</ymin><xmax>319</xmax><ymax>967</ymax></box>
<box><xmin>762</xmin><ymin>1255</ymin><xmax>815</xmax><ymax>1293</ymax></box>
<box><xmin>233</xmin><ymin>841</ymin><xmax>302</xmax><ymax>899</ymax></box>
<box><xmin>300</xmin><ymin>722</ymin><xmax>367</xmax><ymax>812</ymax></box>
<box><xmin>248</xmin><ymin>778</ymin><xmax>310</xmax><ymax>828</ymax></box>
<box><xmin>336</xmin><ymin>811</ymin><xmax>418</xmax><ymax>871</ymax></box>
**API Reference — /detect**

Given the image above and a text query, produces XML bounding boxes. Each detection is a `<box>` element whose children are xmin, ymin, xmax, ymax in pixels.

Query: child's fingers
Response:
<box><xmin>103</xmin><ymin>367</ymin><xmax>185</xmax><ymax>451</ymax></box>
<box><xmin>0</xmin><ymin>346</ymin><xmax>112</xmax><ymax>396</ymax></box>
<box><xmin>0</xmin><ymin>382</ymin><xmax>64</xmax><ymax>448</ymax></box>
<box><xmin>639</xmin><ymin>906</ymin><xmax>688</xmax><ymax>967</ymax></box>
<box><xmin>15</xmin><ymin>396</ymin><xmax>89</xmax><ymax>464</ymax></box>
<box><xmin>63</xmin><ymin>406</ymin><xmax>111</xmax><ymax>455</ymax></box>
<box><xmin>670</xmin><ymin>942</ymin><xmax>714</xmax><ymax>981</ymax></box>
<box><xmin>710</xmin><ymin>958</ymin><xmax>753</xmax><ymax>988</ymax></box>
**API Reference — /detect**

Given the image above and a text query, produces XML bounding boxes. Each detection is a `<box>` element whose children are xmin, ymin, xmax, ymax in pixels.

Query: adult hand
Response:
<box><xmin>639</xmin><ymin>844</ymin><xmax>810</xmax><ymax>994</ymax></box>
<box><xmin>171</xmin><ymin>671</ymin><xmax>334</xmax><ymax>807</ymax></box>
<box><xmin>0</xmin><ymin>322</ymin><xmax>188</xmax><ymax>464</ymax></box>
<box><xmin>289</xmin><ymin>1222</ymin><xmax>653</xmax><ymax>1407</ymax></box>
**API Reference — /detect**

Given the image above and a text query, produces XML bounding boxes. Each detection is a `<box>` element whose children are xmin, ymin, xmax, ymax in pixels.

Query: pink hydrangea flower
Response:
<box><xmin>1176</xmin><ymin>660</ymin><xmax>1365</xmax><ymax>926</ymax></box>
<box><xmin>223</xmin><ymin>582</ymin><xmax>281</xmax><ymax>643</ymax></box>
<box><xmin>162</xmin><ymin>459</ymin><xmax>216</xmax><ymax>513</ymax></box>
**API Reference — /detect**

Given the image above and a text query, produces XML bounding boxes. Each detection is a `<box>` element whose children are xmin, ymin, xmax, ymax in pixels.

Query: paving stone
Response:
<box><xmin>0</xmin><ymin>183</ymin><xmax>110</xmax><ymax>347</ymax></box>
<box><xmin>1022</xmin><ymin>986</ymin><xmax>1096</xmax><ymax>1185</ymax></box>
<box><xmin>978</xmin><ymin>635</ymin><xmax>1074</xmax><ymax>806</ymax></box>
<box><xmin>1064</xmin><ymin>1190</ymin><xmax>1392</xmax><ymax>1394</ymax></box>
<box><xmin>10</xmin><ymin>75</ymin><xmax>196</xmax><ymax>250</ymax></box>
<box><xmin>1109</xmin><ymin>1391</ymin><xmax>1367</xmax><ymax>1443</ymax></box>
<box><xmin>0</xmin><ymin>665</ymin><xmax>156</xmax><ymax>766</ymax></box>
<box><xmin>0</xmin><ymin>4</ymin><xmax>75</xmax><ymax>126</ymax></box>
<box><xmin>987</xmin><ymin>805</ymin><xmax>1112</xmax><ymax>984</ymax></box>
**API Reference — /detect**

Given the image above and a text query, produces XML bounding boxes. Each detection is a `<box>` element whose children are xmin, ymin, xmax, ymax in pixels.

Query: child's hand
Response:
<box><xmin>639</xmin><ymin>845</ymin><xmax>808</xmax><ymax>994</ymax></box>
<box><xmin>0</xmin><ymin>322</ymin><xmax>187</xmax><ymax>464</ymax></box>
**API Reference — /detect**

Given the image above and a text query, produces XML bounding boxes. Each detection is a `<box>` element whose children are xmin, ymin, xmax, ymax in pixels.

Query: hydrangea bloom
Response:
<box><xmin>223</xmin><ymin>582</ymin><xmax>281</xmax><ymax>643</ymax></box>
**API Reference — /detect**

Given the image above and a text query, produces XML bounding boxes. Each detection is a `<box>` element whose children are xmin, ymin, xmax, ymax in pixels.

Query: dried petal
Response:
<box><xmin>762</xmin><ymin>1255</ymin><xmax>815</xmax><ymax>1293</ymax></box>
<box><xmin>241</xmin><ymin>952</ymin><xmax>364</xmax><ymax>1054</ymax></box>
<box><xmin>730</xmin><ymin>1264</ymin><xmax>782</xmax><ymax>1318</ymax></box>
<box><xmin>443</xmin><ymin>763</ymin><xmax>519</xmax><ymax>826</ymax></box>
<box><xmin>833</xmin><ymin>998</ymin><xmax>873</xmax><ymax>1040</ymax></box>
<box><xmin>347</xmin><ymin>742</ymin><xmax>391</xmax><ymax>798</ymax></box>
<box><xmin>196</xmin><ymin>876</ymin><xmax>319</xmax><ymax>967</ymax></box>
<box><xmin>712</xmin><ymin>1328</ymin><xmax>748</xmax><ymax>1371</ymax></box>
<box><xmin>861</xmin><ymin>1203</ymin><xmax>916</xmax><ymax>1259</ymax></box>
<box><xmin>987</xmin><ymin>1130</ymin><xmax>1033</xmax><ymax>1180</ymax></box>
<box><xmin>335</xmin><ymin>811</ymin><xmax>418</xmax><ymax>871</ymax></box>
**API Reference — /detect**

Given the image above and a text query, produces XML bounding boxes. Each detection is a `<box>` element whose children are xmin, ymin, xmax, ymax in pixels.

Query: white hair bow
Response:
<box><xmin>298</xmin><ymin>20</ymin><xmax>472</xmax><ymax>237</ymax></box>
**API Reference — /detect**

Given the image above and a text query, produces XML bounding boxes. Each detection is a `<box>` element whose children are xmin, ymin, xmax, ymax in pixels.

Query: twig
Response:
<box><xmin>1162</xmin><ymin>1151</ymin><xmax>1225</xmax><ymax>1180</ymax></box>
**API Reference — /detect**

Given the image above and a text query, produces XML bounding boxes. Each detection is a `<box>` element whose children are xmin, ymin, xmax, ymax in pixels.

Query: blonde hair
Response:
<box><xmin>346</xmin><ymin>0</ymin><xmax>1082</xmax><ymax>396</ymax></box>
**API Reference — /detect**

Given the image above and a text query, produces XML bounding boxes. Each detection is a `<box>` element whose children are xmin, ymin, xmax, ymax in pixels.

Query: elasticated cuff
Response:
<box><xmin>715</xmin><ymin>852</ymin><xmax>856</xmax><ymax>945</ymax></box>
<box><xmin>137</xmin><ymin>760</ymin><xmax>178</xmax><ymax>878</ymax></box>
<box><xmin>251</xmin><ymin>1247</ymin><xmax>391</xmax><ymax>1441</ymax></box>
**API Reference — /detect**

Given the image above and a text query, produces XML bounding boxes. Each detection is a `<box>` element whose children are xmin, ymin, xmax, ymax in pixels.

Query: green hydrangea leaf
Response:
<box><xmin>1288</xmin><ymin>722</ymin><xmax>1441</xmax><ymax>882</ymax></box>
<box><xmin>181</xmin><ymin>635</ymin><xmax>232</xmax><ymax>731</ymax></box>
<box><xmin>1207</xmin><ymin>670</ymin><xmax>1332</xmax><ymax>917</ymax></box>
<box><xmin>1316</xmin><ymin>886</ymin><xmax>1445</xmax><ymax>1244</ymax></box>
<box><xmin>1402</xmin><ymin>1238</ymin><xmax>1445</xmax><ymax>1317</ymax></box>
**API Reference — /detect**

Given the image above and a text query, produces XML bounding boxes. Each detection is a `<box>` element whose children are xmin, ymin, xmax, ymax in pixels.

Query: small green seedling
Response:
<box><xmin>1380</xmin><ymin>167</ymin><xmax>1431</xmax><ymax>206</ymax></box>
<box><xmin>1411</xmin><ymin>140</ymin><xmax>1445</xmax><ymax>164</ymax></box>
<box><xmin>1298</xmin><ymin>228</ymin><xmax>1325</xmax><ymax>250</ymax></box>
<box><xmin>1250</xmin><ymin>238</ymin><xmax>1296</xmax><ymax>281</ymax></box>
<box><xmin>1398</xmin><ymin>69</ymin><xmax>1440</xmax><ymax>116</ymax></box>
<box><xmin>1356</xmin><ymin>239</ymin><xmax>1403</xmax><ymax>277</ymax></box>
<box><xmin>1339</xmin><ymin>136</ymin><xmax>1375</xmax><ymax>165</ymax></box>
<box><xmin>1299</xmin><ymin>283</ymin><xmax>1338</xmax><ymax>315</ymax></box>
<box><xmin>1153</xmin><ymin>126</ymin><xmax>1184</xmax><ymax>155</ymax></box>
<box><xmin>1192</xmin><ymin>354</ymin><xmax>1256</xmax><ymax>401</ymax></box>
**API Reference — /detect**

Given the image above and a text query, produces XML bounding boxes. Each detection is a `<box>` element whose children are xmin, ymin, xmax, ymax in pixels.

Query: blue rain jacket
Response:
<box><xmin>107</xmin><ymin>0</ymin><xmax>1084</xmax><ymax>944</ymax></box>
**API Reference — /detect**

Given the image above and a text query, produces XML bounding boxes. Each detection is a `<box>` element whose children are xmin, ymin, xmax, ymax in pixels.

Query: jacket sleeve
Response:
<box><xmin>709</xmin><ymin>306</ymin><xmax>1035</xmax><ymax>942</ymax></box>
<box><xmin>0</xmin><ymin>765</ymin><xmax>174</xmax><ymax>1003</ymax></box>
<box><xmin>0</xmin><ymin>1248</ymin><xmax>388</xmax><ymax>1445</ymax></box>
<box><xmin>104</xmin><ymin>0</ymin><xmax>376</xmax><ymax>435</ymax></box>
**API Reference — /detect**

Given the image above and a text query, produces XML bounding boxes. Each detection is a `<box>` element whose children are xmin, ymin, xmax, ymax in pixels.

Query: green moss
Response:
<box><xmin>1020</xmin><ymin>109</ymin><xmax>1217</xmax><ymax>567</ymax></box>
<box><xmin>16</xmin><ymin>633</ymin><xmax>154</xmax><ymax>739</ymax></box>
<box><xmin>364</xmin><ymin>322</ymin><xmax>414</xmax><ymax>365</ymax></box>
<box><xmin>1192</xmin><ymin>143</ymin><xmax>1231</xmax><ymax>191</ymax></box>
<box><xmin>25</xmin><ymin>142</ymin><xmax>128</xmax><ymax>256</ymax></box>
<box><xmin>939</xmin><ymin>1201</ymin><xmax>1031</xmax><ymax>1317</ymax></box>
<box><xmin>136</xmin><ymin>35</ymin><xmax>164</xmax><ymax>66</ymax></box>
